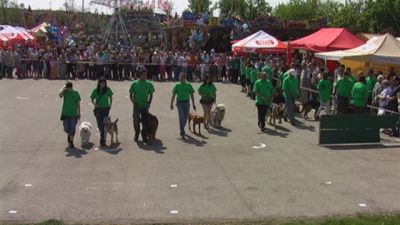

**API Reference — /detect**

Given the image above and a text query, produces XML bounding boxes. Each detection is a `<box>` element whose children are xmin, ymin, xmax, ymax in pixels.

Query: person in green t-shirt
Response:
<box><xmin>283</xmin><ymin>69</ymin><xmax>300</xmax><ymax>126</ymax></box>
<box><xmin>245</xmin><ymin>61</ymin><xmax>253</xmax><ymax>97</ymax></box>
<box><xmin>129</xmin><ymin>67</ymin><xmax>155</xmax><ymax>143</ymax></box>
<box><xmin>253</xmin><ymin>72</ymin><xmax>274</xmax><ymax>131</ymax></box>
<box><xmin>261</xmin><ymin>64</ymin><xmax>273</xmax><ymax>81</ymax></box>
<box><xmin>333</xmin><ymin>71</ymin><xmax>354</xmax><ymax>114</ymax></box>
<box><xmin>351</xmin><ymin>76</ymin><xmax>369</xmax><ymax>114</ymax></box>
<box><xmin>90</xmin><ymin>77</ymin><xmax>113</xmax><ymax>147</ymax></box>
<box><xmin>198</xmin><ymin>74</ymin><xmax>217</xmax><ymax>129</ymax></box>
<box><xmin>365</xmin><ymin>69</ymin><xmax>377</xmax><ymax>106</ymax></box>
<box><xmin>239</xmin><ymin>58</ymin><xmax>247</xmax><ymax>93</ymax></box>
<box><xmin>170</xmin><ymin>72</ymin><xmax>196</xmax><ymax>139</ymax></box>
<box><xmin>59</xmin><ymin>81</ymin><xmax>81</xmax><ymax>149</ymax></box>
<box><xmin>315</xmin><ymin>72</ymin><xmax>333</xmax><ymax>120</ymax></box>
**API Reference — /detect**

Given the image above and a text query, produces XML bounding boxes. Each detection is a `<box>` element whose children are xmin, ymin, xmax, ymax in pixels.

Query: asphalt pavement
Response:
<box><xmin>0</xmin><ymin>79</ymin><xmax>399</xmax><ymax>223</ymax></box>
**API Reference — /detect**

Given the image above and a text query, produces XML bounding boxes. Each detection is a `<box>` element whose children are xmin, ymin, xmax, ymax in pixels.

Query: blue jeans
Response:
<box><xmin>176</xmin><ymin>101</ymin><xmax>190</xmax><ymax>135</ymax></box>
<box><xmin>94</xmin><ymin>107</ymin><xmax>110</xmax><ymax>144</ymax></box>
<box><xmin>62</xmin><ymin>116</ymin><xmax>78</xmax><ymax>135</ymax></box>
<box><xmin>256</xmin><ymin>104</ymin><xmax>269</xmax><ymax>129</ymax></box>
<box><xmin>285</xmin><ymin>98</ymin><xmax>295</xmax><ymax>123</ymax></box>
<box><xmin>133</xmin><ymin>106</ymin><xmax>149</xmax><ymax>140</ymax></box>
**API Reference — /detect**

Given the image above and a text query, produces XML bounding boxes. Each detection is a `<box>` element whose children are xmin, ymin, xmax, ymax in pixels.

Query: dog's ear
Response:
<box><xmin>114</xmin><ymin>118</ymin><xmax>119</xmax><ymax>124</ymax></box>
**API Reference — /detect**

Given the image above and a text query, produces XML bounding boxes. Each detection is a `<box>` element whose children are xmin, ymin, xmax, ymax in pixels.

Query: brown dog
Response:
<box><xmin>266</xmin><ymin>103</ymin><xmax>285</xmax><ymax>126</ymax></box>
<box><xmin>188</xmin><ymin>112</ymin><xmax>205</xmax><ymax>135</ymax></box>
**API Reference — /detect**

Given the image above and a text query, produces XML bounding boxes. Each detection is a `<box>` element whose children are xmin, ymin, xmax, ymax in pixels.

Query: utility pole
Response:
<box><xmin>82</xmin><ymin>0</ymin><xmax>84</xmax><ymax>12</ymax></box>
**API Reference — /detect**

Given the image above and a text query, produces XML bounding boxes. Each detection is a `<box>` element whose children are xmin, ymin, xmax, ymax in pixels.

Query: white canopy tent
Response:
<box><xmin>315</xmin><ymin>33</ymin><xmax>400</xmax><ymax>65</ymax></box>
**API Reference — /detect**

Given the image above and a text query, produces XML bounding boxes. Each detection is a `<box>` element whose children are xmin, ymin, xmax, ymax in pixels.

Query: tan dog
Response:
<box><xmin>188</xmin><ymin>112</ymin><xmax>205</xmax><ymax>135</ymax></box>
<box><xmin>266</xmin><ymin>103</ymin><xmax>285</xmax><ymax>125</ymax></box>
<box><xmin>103</xmin><ymin>117</ymin><xmax>119</xmax><ymax>145</ymax></box>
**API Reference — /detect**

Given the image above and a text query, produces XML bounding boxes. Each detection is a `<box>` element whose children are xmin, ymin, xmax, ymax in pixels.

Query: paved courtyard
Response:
<box><xmin>0</xmin><ymin>79</ymin><xmax>399</xmax><ymax>223</ymax></box>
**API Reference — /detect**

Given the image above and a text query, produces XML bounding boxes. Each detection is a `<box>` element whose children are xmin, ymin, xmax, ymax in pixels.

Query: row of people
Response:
<box><xmin>59</xmin><ymin>69</ymin><xmax>217</xmax><ymax>148</ymax></box>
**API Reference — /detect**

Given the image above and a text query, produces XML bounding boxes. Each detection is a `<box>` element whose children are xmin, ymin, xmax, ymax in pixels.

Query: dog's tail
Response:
<box><xmin>114</xmin><ymin>118</ymin><xmax>119</xmax><ymax>124</ymax></box>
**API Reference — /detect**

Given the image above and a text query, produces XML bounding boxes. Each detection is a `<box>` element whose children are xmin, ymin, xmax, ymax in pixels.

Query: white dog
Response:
<box><xmin>79</xmin><ymin>122</ymin><xmax>92</xmax><ymax>146</ymax></box>
<box><xmin>210</xmin><ymin>104</ymin><xmax>226</xmax><ymax>128</ymax></box>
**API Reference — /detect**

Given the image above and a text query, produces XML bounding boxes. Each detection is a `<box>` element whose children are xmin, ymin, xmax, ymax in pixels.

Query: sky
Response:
<box><xmin>16</xmin><ymin>0</ymin><xmax>289</xmax><ymax>15</ymax></box>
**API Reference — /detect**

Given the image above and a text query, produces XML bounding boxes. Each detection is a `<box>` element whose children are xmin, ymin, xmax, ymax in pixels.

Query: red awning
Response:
<box><xmin>289</xmin><ymin>28</ymin><xmax>365</xmax><ymax>52</ymax></box>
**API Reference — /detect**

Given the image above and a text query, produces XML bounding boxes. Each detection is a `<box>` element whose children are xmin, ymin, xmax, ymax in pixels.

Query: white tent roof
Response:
<box><xmin>315</xmin><ymin>33</ymin><xmax>400</xmax><ymax>65</ymax></box>
<box><xmin>232</xmin><ymin>30</ymin><xmax>287</xmax><ymax>53</ymax></box>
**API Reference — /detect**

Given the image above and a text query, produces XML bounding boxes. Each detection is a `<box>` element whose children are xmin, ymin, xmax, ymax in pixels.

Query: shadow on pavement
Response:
<box><xmin>136</xmin><ymin>139</ymin><xmax>167</xmax><ymax>154</ymax></box>
<box><xmin>99</xmin><ymin>143</ymin><xmax>123</xmax><ymax>155</ymax></box>
<box><xmin>182</xmin><ymin>134</ymin><xmax>207</xmax><ymax>147</ymax></box>
<box><xmin>207</xmin><ymin>126</ymin><xmax>232</xmax><ymax>137</ymax></box>
<box><xmin>261</xmin><ymin>127</ymin><xmax>289</xmax><ymax>138</ymax></box>
<box><xmin>65</xmin><ymin>147</ymin><xmax>87</xmax><ymax>158</ymax></box>
<box><xmin>81</xmin><ymin>142</ymin><xmax>94</xmax><ymax>150</ymax></box>
<box><xmin>323</xmin><ymin>143</ymin><xmax>400</xmax><ymax>151</ymax></box>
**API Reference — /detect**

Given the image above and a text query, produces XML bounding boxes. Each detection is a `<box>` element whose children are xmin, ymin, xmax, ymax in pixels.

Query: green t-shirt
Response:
<box><xmin>261</xmin><ymin>65</ymin><xmax>273</xmax><ymax>81</ymax></box>
<box><xmin>317</xmin><ymin>78</ymin><xmax>333</xmax><ymax>102</ymax></box>
<box><xmin>351</xmin><ymin>82</ymin><xmax>368</xmax><ymax>107</ymax></box>
<box><xmin>61</xmin><ymin>90</ymin><xmax>81</xmax><ymax>117</ymax></box>
<box><xmin>129</xmin><ymin>80</ymin><xmax>155</xmax><ymax>108</ymax></box>
<box><xmin>366</xmin><ymin>76</ymin><xmax>377</xmax><ymax>94</ymax></box>
<box><xmin>198</xmin><ymin>83</ymin><xmax>217</xmax><ymax>101</ymax></box>
<box><xmin>173</xmin><ymin>82</ymin><xmax>194</xmax><ymax>101</ymax></box>
<box><xmin>240</xmin><ymin>62</ymin><xmax>246</xmax><ymax>76</ymax></box>
<box><xmin>282</xmin><ymin>75</ymin><xmax>299</xmax><ymax>100</ymax></box>
<box><xmin>245</xmin><ymin>67</ymin><xmax>251</xmax><ymax>79</ymax></box>
<box><xmin>349</xmin><ymin>74</ymin><xmax>356</xmax><ymax>83</ymax></box>
<box><xmin>335</xmin><ymin>77</ymin><xmax>354</xmax><ymax>98</ymax></box>
<box><xmin>249</xmin><ymin>67</ymin><xmax>258</xmax><ymax>83</ymax></box>
<box><xmin>253</xmin><ymin>79</ymin><xmax>274</xmax><ymax>105</ymax></box>
<box><xmin>279</xmin><ymin>71</ymin><xmax>289</xmax><ymax>89</ymax></box>
<box><xmin>90</xmin><ymin>87</ymin><xmax>113</xmax><ymax>108</ymax></box>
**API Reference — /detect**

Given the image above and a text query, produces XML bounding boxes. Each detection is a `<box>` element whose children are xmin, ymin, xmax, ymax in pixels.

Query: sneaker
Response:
<box><xmin>180</xmin><ymin>132</ymin><xmax>186</xmax><ymax>139</ymax></box>
<box><xmin>315</xmin><ymin>116</ymin><xmax>320</xmax><ymax>121</ymax></box>
<box><xmin>134</xmin><ymin>133</ymin><xmax>139</xmax><ymax>142</ymax></box>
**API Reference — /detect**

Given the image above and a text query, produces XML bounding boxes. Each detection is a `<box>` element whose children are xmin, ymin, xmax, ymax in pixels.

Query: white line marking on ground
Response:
<box><xmin>170</xmin><ymin>210</ymin><xmax>178</xmax><ymax>214</ymax></box>
<box><xmin>252</xmin><ymin>143</ymin><xmax>266</xmax><ymax>149</ymax></box>
<box><xmin>358</xmin><ymin>203</ymin><xmax>367</xmax><ymax>207</ymax></box>
<box><xmin>8</xmin><ymin>210</ymin><xmax>17</xmax><ymax>214</ymax></box>
<box><xmin>16</xmin><ymin>97</ymin><xmax>30</xmax><ymax>100</ymax></box>
<box><xmin>170</xmin><ymin>184</ymin><xmax>178</xmax><ymax>188</ymax></box>
<box><xmin>24</xmin><ymin>184</ymin><xmax>32</xmax><ymax>187</ymax></box>
<box><xmin>325</xmin><ymin>181</ymin><xmax>332</xmax><ymax>185</ymax></box>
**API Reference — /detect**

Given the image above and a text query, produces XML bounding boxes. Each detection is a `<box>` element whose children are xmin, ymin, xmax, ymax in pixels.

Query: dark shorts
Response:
<box><xmin>246</xmin><ymin>78</ymin><xmax>251</xmax><ymax>85</ymax></box>
<box><xmin>200</xmin><ymin>98</ymin><xmax>214</xmax><ymax>105</ymax></box>
<box><xmin>62</xmin><ymin>116</ymin><xmax>78</xmax><ymax>135</ymax></box>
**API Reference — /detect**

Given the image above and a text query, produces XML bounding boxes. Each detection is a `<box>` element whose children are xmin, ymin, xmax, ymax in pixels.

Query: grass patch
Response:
<box><xmin>4</xmin><ymin>214</ymin><xmax>400</xmax><ymax>225</ymax></box>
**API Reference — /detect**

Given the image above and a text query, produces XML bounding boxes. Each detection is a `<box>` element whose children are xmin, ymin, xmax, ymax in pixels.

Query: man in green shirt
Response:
<box><xmin>261</xmin><ymin>64</ymin><xmax>273</xmax><ymax>81</ymax></box>
<box><xmin>59</xmin><ymin>81</ymin><xmax>81</xmax><ymax>149</ymax></box>
<box><xmin>351</xmin><ymin>76</ymin><xmax>369</xmax><ymax>114</ymax></box>
<box><xmin>283</xmin><ymin>69</ymin><xmax>300</xmax><ymax>126</ymax></box>
<box><xmin>239</xmin><ymin>58</ymin><xmax>247</xmax><ymax>93</ymax></box>
<box><xmin>253</xmin><ymin>72</ymin><xmax>274</xmax><ymax>131</ymax></box>
<box><xmin>129</xmin><ymin>67</ymin><xmax>155</xmax><ymax>143</ymax></box>
<box><xmin>315</xmin><ymin>72</ymin><xmax>333</xmax><ymax>120</ymax></box>
<box><xmin>365</xmin><ymin>69</ymin><xmax>377</xmax><ymax>108</ymax></box>
<box><xmin>170</xmin><ymin>72</ymin><xmax>196</xmax><ymax>139</ymax></box>
<box><xmin>333</xmin><ymin>71</ymin><xmax>354</xmax><ymax>114</ymax></box>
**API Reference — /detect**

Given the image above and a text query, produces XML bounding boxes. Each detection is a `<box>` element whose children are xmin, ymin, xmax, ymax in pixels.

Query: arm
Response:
<box><xmin>148</xmin><ymin>93</ymin><xmax>153</xmax><ymax>108</ymax></box>
<box><xmin>191</xmin><ymin>93</ymin><xmax>196</xmax><ymax>111</ymax></box>
<box><xmin>109</xmin><ymin>96</ymin><xmax>113</xmax><ymax>109</ymax></box>
<box><xmin>59</xmin><ymin>87</ymin><xmax>66</xmax><ymax>98</ymax></box>
<box><xmin>130</xmin><ymin>92</ymin><xmax>135</xmax><ymax>104</ymax></box>
<box><xmin>77</xmin><ymin>101</ymin><xmax>81</xmax><ymax>119</ymax></box>
<box><xmin>170</xmin><ymin>93</ymin><xmax>176</xmax><ymax>110</ymax></box>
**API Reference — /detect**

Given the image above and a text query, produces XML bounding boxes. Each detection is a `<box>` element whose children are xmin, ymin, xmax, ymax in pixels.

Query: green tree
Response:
<box><xmin>188</xmin><ymin>0</ymin><xmax>212</xmax><ymax>14</ymax></box>
<box><xmin>218</xmin><ymin>0</ymin><xmax>271</xmax><ymax>20</ymax></box>
<box><xmin>364</xmin><ymin>0</ymin><xmax>400</xmax><ymax>35</ymax></box>
<box><xmin>242</xmin><ymin>0</ymin><xmax>272</xmax><ymax>20</ymax></box>
<box><xmin>273</xmin><ymin>0</ymin><xmax>321</xmax><ymax>20</ymax></box>
<box><xmin>218</xmin><ymin>0</ymin><xmax>246</xmax><ymax>18</ymax></box>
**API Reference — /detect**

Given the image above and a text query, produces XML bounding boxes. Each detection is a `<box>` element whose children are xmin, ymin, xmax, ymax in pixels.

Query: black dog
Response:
<box><xmin>300</xmin><ymin>99</ymin><xmax>320</xmax><ymax>120</ymax></box>
<box><xmin>143</xmin><ymin>112</ymin><xmax>159</xmax><ymax>143</ymax></box>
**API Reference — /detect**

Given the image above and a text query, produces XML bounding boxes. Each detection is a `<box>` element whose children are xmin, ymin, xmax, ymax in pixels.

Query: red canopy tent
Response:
<box><xmin>289</xmin><ymin>28</ymin><xmax>365</xmax><ymax>52</ymax></box>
